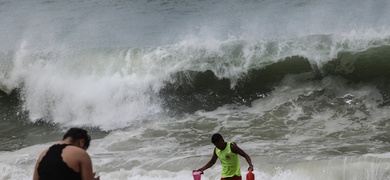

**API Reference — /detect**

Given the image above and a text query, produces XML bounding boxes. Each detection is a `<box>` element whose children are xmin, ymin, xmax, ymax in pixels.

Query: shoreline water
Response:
<box><xmin>1</xmin><ymin>0</ymin><xmax>390</xmax><ymax>179</ymax></box>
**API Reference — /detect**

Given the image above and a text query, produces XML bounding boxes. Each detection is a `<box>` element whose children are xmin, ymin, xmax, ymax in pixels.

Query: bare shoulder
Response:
<box><xmin>230</xmin><ymin>142</ymin><xmax>239</xmax><ymax>149</ymax></box>
<box><xmin>63</xmin><ymin>146</ymin><xmax>90</xmax><ymax>159</ymax></box>
<box><xmin>230</xmin><ymin>142</ymin><xmax>243</xmax><ymax>153</ymax></box>
<box><xmin>64</xmin><ymin>145</ymin><xmax>87</xmax><ymax>152</ymax></box>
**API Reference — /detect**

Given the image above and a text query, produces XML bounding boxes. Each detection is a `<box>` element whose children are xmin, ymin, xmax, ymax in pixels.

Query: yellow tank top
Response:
<box><xmin>215</xmin><ymin>142</ymin><xmax>241</xmax><ymax>178</ymax></box>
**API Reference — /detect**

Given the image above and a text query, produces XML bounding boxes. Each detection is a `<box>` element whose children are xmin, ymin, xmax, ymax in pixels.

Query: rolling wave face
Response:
<box><xmin>159</xmin><ymin>56</ymin><xmax>314</xmax><ymax>114</ymax></box>
<box><xmin>158</xmin><ymin>42</ymin><xmax>390</xmax><ymax>114</ymax></box>
<box><xmin>323</xmin><ymin>45</ymin><xmax>390</xmax><ymax>105</ymax></box>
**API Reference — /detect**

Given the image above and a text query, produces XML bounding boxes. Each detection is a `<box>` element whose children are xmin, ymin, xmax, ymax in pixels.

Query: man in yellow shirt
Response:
<box><xmin>197</xmin><ymin>133</ymin><xmax>253</xmax><ymax>180</ymax></box>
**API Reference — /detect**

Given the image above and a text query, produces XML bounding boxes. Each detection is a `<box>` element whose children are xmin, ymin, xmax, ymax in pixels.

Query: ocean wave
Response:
<box><xmin>0</xmin><ymin>34</ymin><xmax>390</xmax><ymax>127</ymax></box>
<box><xmin>159</xmin><ymin>44</ymin><xmax>390</xmax><ymax>113</ymax></box>
<box><xmin>159</xmin><ymin>56</ymin><xmax>314</xmax><ymax>113</ymax></box>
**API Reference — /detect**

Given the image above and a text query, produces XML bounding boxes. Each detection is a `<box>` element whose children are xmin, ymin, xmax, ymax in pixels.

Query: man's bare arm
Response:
<box><xmin>197</xmin><ymin>148</ymin><xmax>218</xmax><ymax>172</ymax></box>
<box><xmin>231</xmin><ymin>144</ymin><xmax>253</xmax><ymax>170</ymax></box>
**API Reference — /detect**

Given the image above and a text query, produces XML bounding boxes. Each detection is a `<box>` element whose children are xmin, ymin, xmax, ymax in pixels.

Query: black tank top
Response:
<box><xmin>37</xmin><ymin>144</ymin><xmax>82</xmax><ymax>180</ymax></box>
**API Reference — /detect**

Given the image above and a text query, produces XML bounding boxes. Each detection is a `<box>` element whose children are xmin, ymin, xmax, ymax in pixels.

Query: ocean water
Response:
<box><xmin>1</xmin><ymin>0</ymin><xmax>390</xmax><ymax>179</ymax></box>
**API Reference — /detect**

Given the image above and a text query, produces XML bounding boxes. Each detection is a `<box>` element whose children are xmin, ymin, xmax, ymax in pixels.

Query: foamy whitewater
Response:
<box><xmin>1</xmin><ymin>0</ymin><xmax>390</xmax><ymax>179</ymax></box>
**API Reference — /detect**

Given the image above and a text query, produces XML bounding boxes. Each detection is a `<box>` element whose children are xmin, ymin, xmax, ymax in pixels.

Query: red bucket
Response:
<box><xmin>192</xmin><ymin>171</ymin><xmax>202</xmax><ymax>180</ymax></box>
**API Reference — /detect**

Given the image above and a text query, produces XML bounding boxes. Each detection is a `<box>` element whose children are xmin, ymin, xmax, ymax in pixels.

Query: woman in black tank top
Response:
<box><xmin>33</xmin><ymin>128</ymin><xmax>99</xmax><ymax>180</ymax></box>
<box><xmin>37</xmin><ymin>144</ymin><xmax>82</xmax><ymax>180</ymax></box>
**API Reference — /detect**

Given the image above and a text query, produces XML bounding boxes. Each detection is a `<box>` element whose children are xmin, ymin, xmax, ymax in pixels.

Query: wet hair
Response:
<box><xmin>211</xmin><ymin>133</ymin><xmax>224</xmax><ymax>144</ymax></box>
<box><xmin>63</xmin><ymin>128</ymin><xmax>91</xmax><ymax>149</ymax></box>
